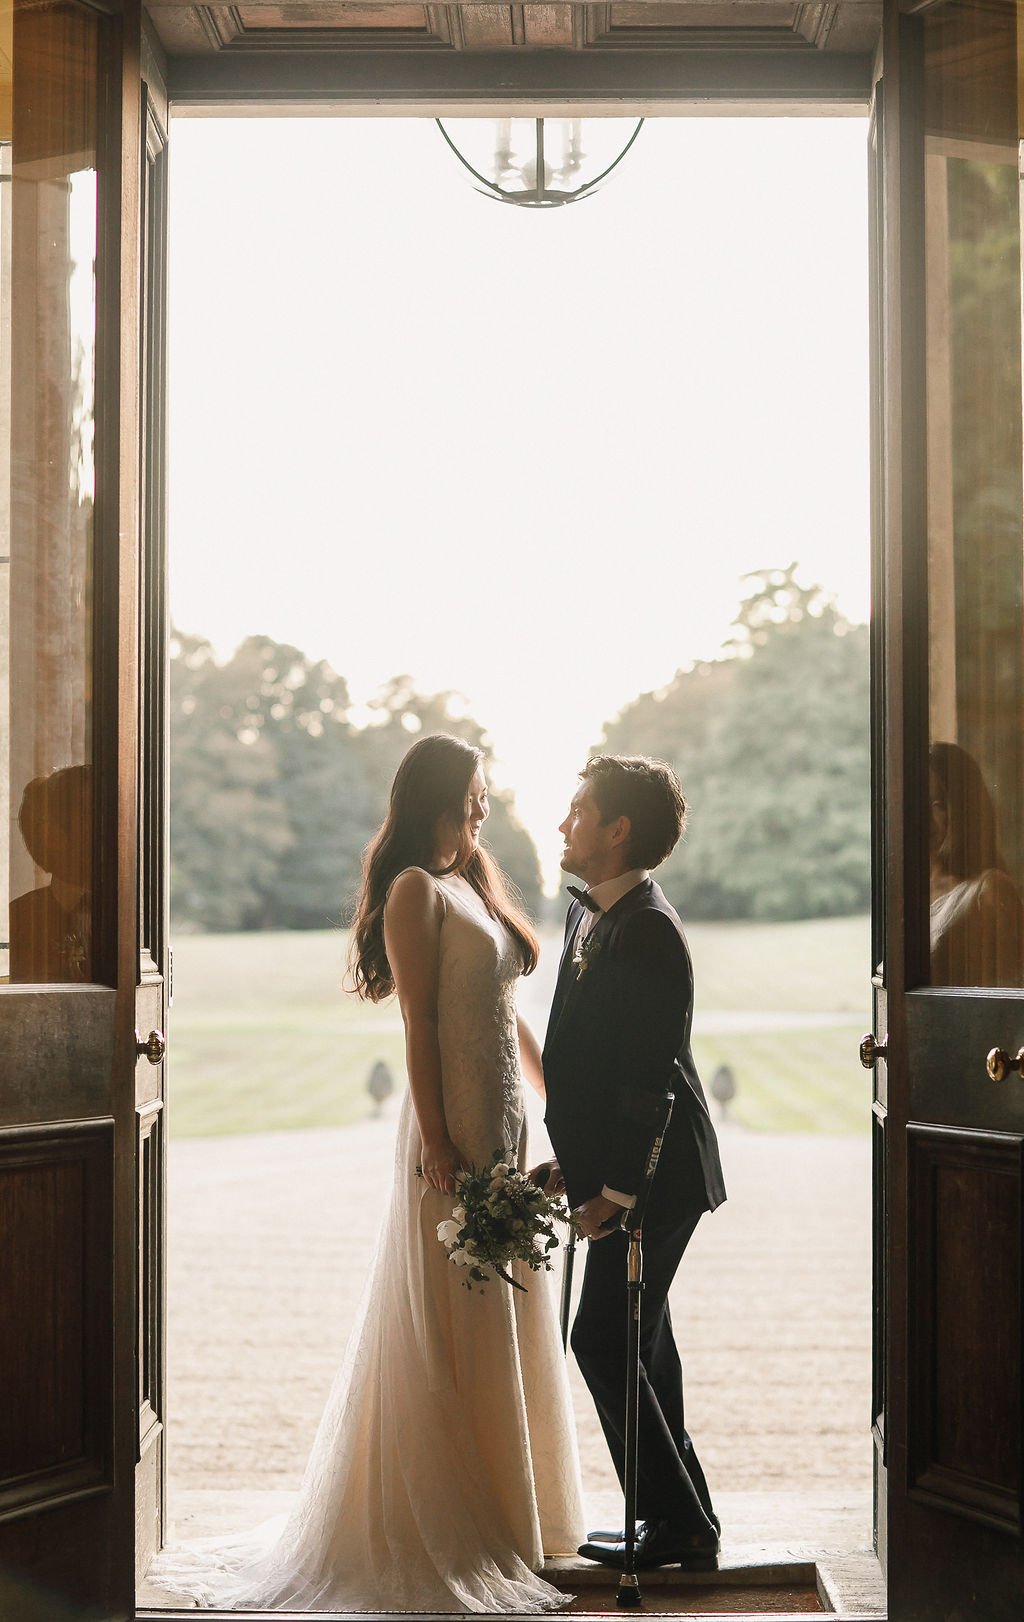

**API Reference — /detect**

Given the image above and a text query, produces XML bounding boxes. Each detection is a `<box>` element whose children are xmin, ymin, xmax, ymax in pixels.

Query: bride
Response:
<box><xmin>151</xmin><ymin>732</ymin><xmax>585</xmax><ymax>1611</ymax></box>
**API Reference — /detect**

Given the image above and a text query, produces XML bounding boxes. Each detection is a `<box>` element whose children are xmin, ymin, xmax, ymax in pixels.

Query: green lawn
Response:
<box><xmin>167</xmin><ymin>930</ymin><xmax>406</xmax><ymax>1138</ymax></box>
<box><xmin>685</xmin><ymin>914</ymin><xmax>871</xmax><ymax>1013</ymax></box>
<box><xmin>167</xmin><ymin>917</ymin><xmax>871</xmax><ymax>1139</ymax></box>
<box><xmin>691</xmin><ymin>1027</ymin><xmax>870</xmax><ymax>1134</ymax></box>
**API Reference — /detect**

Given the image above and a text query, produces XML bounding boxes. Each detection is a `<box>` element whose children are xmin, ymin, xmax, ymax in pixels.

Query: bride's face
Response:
<box><xmin>436</xmin><ymin>765</ymin><xmax>489</xmax><ymax>857</ymax></box>
<box><xmin>464</xmin><ymin>766</ymin><xmax>490</xmax><ymax>845</ymax></box>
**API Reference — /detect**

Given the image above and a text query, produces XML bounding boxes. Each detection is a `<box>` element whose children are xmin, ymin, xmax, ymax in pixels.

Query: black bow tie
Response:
<box><xmin>567</xmin><ymin>885</ymin><xmax>601</xmax><ymax>914</ymax></box>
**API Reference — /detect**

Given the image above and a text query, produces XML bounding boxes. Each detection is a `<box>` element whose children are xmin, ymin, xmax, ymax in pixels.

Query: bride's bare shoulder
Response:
<box><xmin>385</xmin><ymin>867</ymin><xmax>445</xmax><ymax>917</ymax></box>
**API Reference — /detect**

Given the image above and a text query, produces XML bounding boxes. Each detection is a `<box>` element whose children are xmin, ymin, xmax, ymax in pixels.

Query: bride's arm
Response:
<box><xmin>517</xmin><ymin>1013</ymin><xmax>546</xmax><ymax>1100</ymax></box>
<box><xmin>518</xmin><ymin>1016</ymin><xmax>565</xmax><ymax>1190</ymax></box>
<box><xmin>384</xmin><ymin>869</ymin><xmax>463</xmax><ymax>1196</ymax></box>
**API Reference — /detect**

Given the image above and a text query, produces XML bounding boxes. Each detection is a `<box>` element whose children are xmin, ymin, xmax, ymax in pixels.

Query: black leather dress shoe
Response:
<box><xmin>587</xmin><ymin>1511</ymin><xmax>721</xmax><ymax>1544</ymax></box>
<box><xmin>586</xmin><ymin>1520</ymin><xmax>652</xmax><ymax>1545</ymax></box>
<box><xmin>578</xmin><ymin>1518</ymin><xmax>719</xmax><ymax>1571</ymax></box>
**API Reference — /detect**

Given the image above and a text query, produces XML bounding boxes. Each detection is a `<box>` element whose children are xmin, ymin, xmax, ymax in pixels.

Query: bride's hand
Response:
<box><xmin>529</xmin><ymin>1160</ymin><xmax>565</xmax><ymax>1195</ymax></box>
<box><xmin>420</xmin><ymin>1136</ymin><xmax>464</xmax><ymax>1196</ymax></box>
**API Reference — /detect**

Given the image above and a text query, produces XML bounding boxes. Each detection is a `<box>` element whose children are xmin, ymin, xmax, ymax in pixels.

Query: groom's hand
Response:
<box><xmin>574</xmin><ymin>1194</ymin><xmax>623</xmax><ymax>1241</ymax></box>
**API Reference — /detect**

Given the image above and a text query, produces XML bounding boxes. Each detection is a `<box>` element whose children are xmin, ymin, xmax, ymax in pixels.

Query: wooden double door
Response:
<box><xmin>1</xmin><ymin>2</ymin><xmax>1024</xmax><ymax>1617</ymax></box>
<box><xmin>0</xmin><ymin>0</ymin><xmax>168</xmax><ymax>1612</ymax></box>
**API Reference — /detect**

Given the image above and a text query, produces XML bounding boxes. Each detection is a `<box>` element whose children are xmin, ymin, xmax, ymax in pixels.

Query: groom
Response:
<box><xmin>539</xmin><ymin>754</ymin><xmax>726</xmax><ymax>1571</ymax></box>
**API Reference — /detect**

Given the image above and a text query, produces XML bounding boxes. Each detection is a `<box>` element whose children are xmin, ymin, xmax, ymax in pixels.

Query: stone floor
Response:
<box><xmin>144</xmin><ymin>1107</ymin><xmax>882</xmax><ymax>1616</ymax></box>
<box><xmin>140</xmin><ymin>1485</ymin><xmax>882</xmax><ymax>1615</ymax></box>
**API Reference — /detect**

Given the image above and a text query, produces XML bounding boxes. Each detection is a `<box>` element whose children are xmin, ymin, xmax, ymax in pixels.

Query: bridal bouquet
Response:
<box><xmin>436</xmin><ymin>1151</ymin><xmax>575</xmax><ymax>1293</ymax></box>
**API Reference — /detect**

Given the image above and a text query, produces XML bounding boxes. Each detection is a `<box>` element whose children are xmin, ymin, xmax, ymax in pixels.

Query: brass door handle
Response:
<box><xmin>986</xmin><ymin>1046</ymin><xmax>1024</xmax><ymax>1083</ymax></box>
<box><xmin>860</xmin><ymin>1032</ymin><xmax>888</xmax><ymax>1069</ymax></box>
<box><xmin>135</xmin><ymin>1028</ymin><xmax>166</xmax><ymax>1065</ymax></box>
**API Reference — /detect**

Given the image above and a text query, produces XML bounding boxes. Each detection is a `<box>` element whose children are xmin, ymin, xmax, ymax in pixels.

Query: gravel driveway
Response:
<box><xmin>166</xmin><ymin>1108</ymin><xmax>871</xmax><ymax>1514</ymax></box>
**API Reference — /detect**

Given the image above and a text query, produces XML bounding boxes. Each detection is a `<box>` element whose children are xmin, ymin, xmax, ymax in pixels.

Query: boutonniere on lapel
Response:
<box><xmin>573</xmin><ymin>932</ymin><xmax>604</xmax><ymax>980</ymax></box>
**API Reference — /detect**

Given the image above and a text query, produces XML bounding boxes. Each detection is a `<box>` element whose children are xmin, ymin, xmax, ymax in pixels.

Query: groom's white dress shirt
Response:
<box><xmin>574</xmin><ymin>868</ymin><xmax>650</xmax><ymax>1210</ymax></box>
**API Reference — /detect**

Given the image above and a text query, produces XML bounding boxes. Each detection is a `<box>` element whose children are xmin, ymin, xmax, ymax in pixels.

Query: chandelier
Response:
<box><xmin>435</xmin><ymin>117</ymin><xmax>645</xmax><ymax>209</ymax></box>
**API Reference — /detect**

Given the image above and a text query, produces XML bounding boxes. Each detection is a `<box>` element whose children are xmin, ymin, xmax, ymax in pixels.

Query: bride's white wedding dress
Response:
<box><xmin>151</xmin><ymin>871</ymin><xmax>585</xmax><ymax>1611</ymax></box>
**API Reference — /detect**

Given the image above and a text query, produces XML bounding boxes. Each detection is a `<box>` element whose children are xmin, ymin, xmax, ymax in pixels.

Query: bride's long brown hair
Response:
<box><xmin>350</xmin><ymin>733</ymin><xmax>539</xmax><ymax>1002</ymax></box>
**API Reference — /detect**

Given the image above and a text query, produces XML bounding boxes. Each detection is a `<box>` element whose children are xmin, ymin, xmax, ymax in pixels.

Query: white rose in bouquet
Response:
<box><xmin>434</xmin><ymin>1148</ymin><xmax>576</xmax><ymax>1293</ymax></box>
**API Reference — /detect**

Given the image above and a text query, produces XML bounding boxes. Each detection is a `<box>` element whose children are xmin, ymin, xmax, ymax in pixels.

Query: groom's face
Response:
<box><xmin>559</xmin><ymin>783</ymin><xmax>614</xmax><ymax>881</ymax></box>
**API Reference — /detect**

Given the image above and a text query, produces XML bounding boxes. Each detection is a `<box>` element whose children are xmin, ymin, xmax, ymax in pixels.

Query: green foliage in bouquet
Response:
<box><xmin>436</xmin><ymin>1151</ymin><xmax>575</xmax><ymax>1292</ymax></box>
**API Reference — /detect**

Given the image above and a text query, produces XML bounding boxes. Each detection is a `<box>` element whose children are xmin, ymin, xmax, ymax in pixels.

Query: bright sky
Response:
<box><xmin>168</xmin><ymin>114</ymin><xmax>870</xmax><ymax>891</ymax></box>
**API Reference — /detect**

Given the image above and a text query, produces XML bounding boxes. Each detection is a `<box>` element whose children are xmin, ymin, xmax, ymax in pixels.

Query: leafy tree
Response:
<box><xmin>354</xmin><ymin>677</ymin><xmax>544</xmax><ymax>919</ymax></box>
<box><xmin>207</xmin><ymin>636</ymin><xmax>375</xmax><ymax>929</ymax></box>
<box><xmin>169</xmin><ymin>633</ymin><xmax>294</xmax><ymax>930</ymax></box>
<box><xmin>600</xmin><ymin>566</ymin><xmax>870</xmax><ymax>921</ymax></box>
<box><xmin>169</xmin><ymin>639</ymin><xmax>543</xmax><ymax>930</ymax></box>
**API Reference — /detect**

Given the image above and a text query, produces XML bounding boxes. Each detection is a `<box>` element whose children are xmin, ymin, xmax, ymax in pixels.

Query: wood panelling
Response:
<box><xmin>135</xmin><ymin>1099</ymin><xmax>164</xmax><ymax>1573</ymax></box>
<box><xmin>587</xmin><ymin>0</ymin><xmax>843</xmax><ymax>47</ymax></box>
<box><xmin>908</xmin><ymin>1123</ymin><xmax>1024</xmax><ymax>1532</ymax></box>
<box><xmin>0</xmin><ymin>1163</ymin><xmax>86</xmax><ymax>1480</ymax></box>
<box><xmin>166</xmin><ymin>41</ymin><xmax>876</xmax><ymax>98</ymax></box>
<box><xmin>137</xmin><ymin>1101</ymin><xmax>163</xmax><ymax>1439</ymax></box>
<box><xmin>155</xmin><ymin>0</ymin><xmax>451</xmax><ymax>49</ymax></box>
<box><xmin>146</xmin><ymin>0</ymin><xmax>882</xmax><ymax>58</ymax></box>
<box><xmin>134</xmin><ymin>977</ymin><xmax>165</xmax><ymax>1110</ymax></box>
<box><xmin>0</xmin><ymin>1120</ymin><xmax>113</xmax><ymax>1519</ymax></box>
<box><xmin>521</xmin><ymin>4</ymin><xmax>576</xmax><ymax>47</ymax></box>
<box><xmin>459</xmin><ymin>4</ymin><xmax>518</xmax><ymax>48</ymax></box>
<box><xmin>8</xmin><ymin>3</ymin><xmax>95</xmax><ymax>183</ymax></box>
<box><xmin>612</xmin><ymin>2</ymin><xmax>802</xmax><ymax>26</ymax></box>
<box><xmin>0</xmin><ymin>0</ymin><xmax>138</xmax><ymax>1605</ymax></box>
<box><xmin>135</xmin><ymin>1425</ymin><xmax>163</xmax><ymax>1583</ymax></box>
<box><xmin>234</xmin><ymin>1</ymin><xmax>430</xmax><ymax>22</ymax></box>
<box><xmin>135</xmin><ymin>52</ymin><xmax>170</xmax><ymax>1579</ymax></box>
<box><xmin>0</xmin><ymin>987</ymin><xmax>115</xmax><ymax>1128</ymax></box>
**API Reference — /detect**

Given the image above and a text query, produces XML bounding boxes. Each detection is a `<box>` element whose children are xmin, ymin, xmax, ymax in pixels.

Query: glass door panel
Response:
<box><xmin>924</xmin><ymin>0</ymin><xmax>1024</xmax><ymax>989</ymax></box>
<box><xmin>1</xmin><ymin>0</ymin><xmax>98</xmax><ymax>985</ymax></box>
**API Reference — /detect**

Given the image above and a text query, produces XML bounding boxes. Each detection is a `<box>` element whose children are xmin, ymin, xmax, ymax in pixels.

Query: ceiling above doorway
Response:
<box><xmin>145</xmin><ymin>0</ymin><xmax>882</xmax><ymax>62</ymax></box>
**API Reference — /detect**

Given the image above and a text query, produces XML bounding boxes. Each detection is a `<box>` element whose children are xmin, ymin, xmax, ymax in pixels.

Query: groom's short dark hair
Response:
<box><xmin>580</xmin><ymin>755</ymin><xmax>687</xmax><ymax>870</ymax></box>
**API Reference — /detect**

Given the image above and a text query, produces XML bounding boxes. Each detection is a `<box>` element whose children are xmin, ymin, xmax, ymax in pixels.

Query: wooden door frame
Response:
<box><xmin>0</xmin><ymin>0</ymin><xmax>143</xmax><ymax>1613</ymax></box>
<box><xmin>135</xmin><ymin>32</ymin><xmax>172</xmax><ymax>1578</ymax></box>
<box><xmin>99</xmin><ymin>0</ymin><xmax>147</xmax><ymax>1611</ymax></box>
<box><xmin>875</xmin><ymin>2</ymin><xmax>1024</xmax><ymax>1613</ymax></box>
<box><xmin>872</xmin><ymin>1</ymin><xmax>927</xmax><ymax>1605</ymax></box>
<box><xmin>162</xmin><ymin>44</ymin><xmax>875</xmax><ymax>109</ymax></box>
<box><xmin>134</xmin><ymin>46</ymin><xmax>887</xmax><ymax>1622</ymax></box>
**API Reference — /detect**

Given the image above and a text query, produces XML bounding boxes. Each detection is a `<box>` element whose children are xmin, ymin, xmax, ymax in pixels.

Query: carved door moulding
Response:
<box><xmin>144</xmin><ymin>0</ymin><xmax>881</xmax><ymax>57</ymax></box>
<box><xmin>907</xmin><ymin>1122</ymin><xmax>1024</xmax><ymax>1535</ymax></box>
<box><xmin>0</xmin><ymin>1120</ymin><xmax>114</xmax><ymax>1522</ymax></box>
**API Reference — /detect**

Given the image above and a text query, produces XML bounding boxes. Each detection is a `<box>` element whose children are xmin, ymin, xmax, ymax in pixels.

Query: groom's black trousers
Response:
<box><xmin>570</xmin><ymin>1208</ymin><xmax>715</xmax><ymax>1535</ymax></box>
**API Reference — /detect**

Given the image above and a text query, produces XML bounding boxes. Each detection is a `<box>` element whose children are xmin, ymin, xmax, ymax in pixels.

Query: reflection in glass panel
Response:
<box><xmin>0</xmin><ymin>0</ymin><xmax>97</xmax><ymax>984</ymax></box>
<box><xmin>924</xmin><ymin>0</ymin><xmax>1024</xmax><ymax>986</ymax></box>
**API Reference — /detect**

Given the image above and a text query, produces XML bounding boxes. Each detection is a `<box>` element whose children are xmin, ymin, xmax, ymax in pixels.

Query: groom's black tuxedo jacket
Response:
<box><xmin>542</xmin><ymin>877</ymin><xmax>726</xmax><ymax>1222</ymax></box>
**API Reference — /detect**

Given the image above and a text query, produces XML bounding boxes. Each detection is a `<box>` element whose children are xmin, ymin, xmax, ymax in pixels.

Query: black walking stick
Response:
<box><xmin>617</xmin><ymin>1091</ymin><xmax>675</xmax><ymax>1611</ymax></box>
<box><xmin>559</xmin><ymin>1226</ymin><xmax>577</xmax><ymax>1353</ymax></box>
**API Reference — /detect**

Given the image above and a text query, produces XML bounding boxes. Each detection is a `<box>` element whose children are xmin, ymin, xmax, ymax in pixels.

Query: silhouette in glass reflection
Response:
<box><xmin>929</xmin><ymin>741</ymin><xmax>1024</xmax><ymax>986</ymax></box>
<box><xmin>10</xmin><ymin>765</ymin><xmax>92</xmax><ymax>983</ymax></box>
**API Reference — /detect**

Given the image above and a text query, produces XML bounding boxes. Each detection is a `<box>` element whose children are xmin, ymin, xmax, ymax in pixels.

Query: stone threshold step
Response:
<box><xmin>545</xmin><ymin>1559</ymin><xmax>817</xmax><ymax>1589</ymax></box>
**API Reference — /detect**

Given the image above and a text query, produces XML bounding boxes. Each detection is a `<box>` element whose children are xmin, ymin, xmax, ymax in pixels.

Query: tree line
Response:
<box><xmin>169</xmin><ymin>634</ymin><xmax>543</xmax><ymax>931</ymax></box>
<box><xmin>598</xmin><ymin>565</ymin><xmax>871</xmax><ymax>922</ymax></box>
<box><xmin>170</xmin><ymin>565</ymin><xmax>870</xmax><ymax>931</ymax></box>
